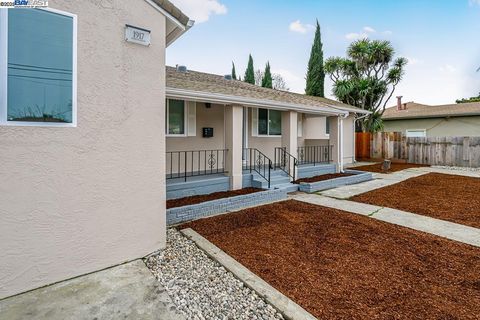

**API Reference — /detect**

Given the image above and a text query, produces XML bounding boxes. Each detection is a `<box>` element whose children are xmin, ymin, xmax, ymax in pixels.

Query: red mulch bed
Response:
<box><xmin>352</xmin><ymin>172</ymin><xmax>480</xmax><ymax>229</ymax></box>
<box><xmin>182</xmin><ymin>200</ymin><xmax>480</xmax><ymax>319</ymax></box>
<box><xmin>354</xmin><ymin>162</ymin><xmax>429</xmax><ymax>173</ymax></box>
<box><xmin>294</xmin><ymin>173</ymin><xmax>354</xmax><ymax>184</ymax></box>
<box><xmin>166</xmin><ymin>188</ymin><xmax>263</xmax><ymax>209</ymax></box>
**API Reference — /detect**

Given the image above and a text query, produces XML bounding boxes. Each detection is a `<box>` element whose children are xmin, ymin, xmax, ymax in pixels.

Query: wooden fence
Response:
<box><xmin>355</xmin><ymin>132</ymin><xmax>480</xmax><ymax>167</ymax></box>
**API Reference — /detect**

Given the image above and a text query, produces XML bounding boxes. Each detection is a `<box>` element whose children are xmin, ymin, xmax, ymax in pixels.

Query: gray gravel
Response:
<box><xmin>432</xmin><ymin>165</ymin><xmax>480</xmax><ymax>172</ymax></box>
<box><xmin>145</xmin><ymin>229</ymin><xmax>284</xmax><ymax>320</ymax></box>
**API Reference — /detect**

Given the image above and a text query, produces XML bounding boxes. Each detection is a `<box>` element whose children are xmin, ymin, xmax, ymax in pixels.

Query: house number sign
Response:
<box><xmin>125</xmin><ymin>24</ymin><xmax>151</xmax><ymax>46</ymax></box>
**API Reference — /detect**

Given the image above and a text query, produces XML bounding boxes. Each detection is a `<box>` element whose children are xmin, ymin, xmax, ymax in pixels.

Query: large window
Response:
<box><xmin>0</xmin><ymin>8</ymin><xmax>77</xmax><ymax>126</ymax></box>
<box><xmin>166</xmin><ymin>99</ymin><xmax>186</xmax><ymax>135</ymax></box>
<box><xmin>257</xmin><ymin>108</ymin><xmax>281</xmax><ymax>136</ymax></box>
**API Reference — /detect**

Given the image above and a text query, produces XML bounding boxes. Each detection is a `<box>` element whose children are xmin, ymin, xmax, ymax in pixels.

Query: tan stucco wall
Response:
<box><xmin>383</xmin><ymin>116</ymin><xmax>480</xmax><ymax>137</ymax></box>
<box><xmin>0</xmin><ymin>0</ymin><xmax>167</xmax><ymax>299</ymax></box>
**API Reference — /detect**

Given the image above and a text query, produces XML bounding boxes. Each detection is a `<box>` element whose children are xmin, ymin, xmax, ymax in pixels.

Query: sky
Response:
<box><xmin>168</xmin><ymin>0</ymin><xmax>480</xmax><ymax>107</ymax></box>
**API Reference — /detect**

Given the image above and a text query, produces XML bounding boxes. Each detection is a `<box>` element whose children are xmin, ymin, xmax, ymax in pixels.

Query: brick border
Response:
<box><xmin>167</xmin><ymin>188</ymin><xmax>288</xmax><ymax>225</ymax></box>
<box><xmin>298</xmin><ymin>170</ymin><xmax>373</xmax><ymax>193</ymax></box>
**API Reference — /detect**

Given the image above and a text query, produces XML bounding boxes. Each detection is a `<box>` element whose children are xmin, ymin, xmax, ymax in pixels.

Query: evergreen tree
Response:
<box><xmin>261</xmin><ymin>62</ymin><xmax>273</xmax><ymax>88</ymax></box>
<box><xmin>305</xmin><ymin>20</ymin><xmax>325</xmax><ymax>97</ymax></box>
<box><xmin>231</xmin><ymin>61</ymin><xmax>237</xmax><ymax>80</ymax></box>
<box><xmin>244</xmin><ymin>54</ymin><xmax>255</xmax><ymax>84</ymax></box>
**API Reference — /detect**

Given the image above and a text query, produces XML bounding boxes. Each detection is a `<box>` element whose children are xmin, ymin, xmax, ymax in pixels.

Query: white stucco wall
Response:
<box><xmin>0</xmin><ymin>0</ymin><xmax>167</xmax><ymax>299</ymax></box>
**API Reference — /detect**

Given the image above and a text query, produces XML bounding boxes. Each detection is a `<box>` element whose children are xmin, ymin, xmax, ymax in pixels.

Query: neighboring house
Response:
<box><xmin>383</xmin><ymin>97</ymin><xmax>480</xmax><ymax>137</ymax></box>
<box><xmin>0</xmin><ymin>1</ymin><xmax>191</xmax><ymax>299</ymax></box>
<box><xmin>165</xmin><ymin>66</ymin><xmax>369</xmax><ymax>198</ymax></box>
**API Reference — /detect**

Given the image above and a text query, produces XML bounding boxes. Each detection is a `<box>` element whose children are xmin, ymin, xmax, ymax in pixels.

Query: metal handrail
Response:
<box><xmin>274</xmin><ymin>147</ymin><xmax>298</xmax><ymax>181</ymax></box>
<box><xmin>297</xmin><ymin>145</ymin><xmax>333</xmax><ymax>166</ymax></box>
<box><xmin>243</xmin><ymin>148</ymin><xmax>272</xmax><ymax>188</ymax></box>
<box><xmin>166</xmin><ymin>149</ymin><xmax>228</xmax><ymax>182</ymax></box>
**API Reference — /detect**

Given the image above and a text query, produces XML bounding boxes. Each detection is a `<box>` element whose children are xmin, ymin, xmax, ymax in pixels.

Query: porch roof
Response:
<box><xmin>166</xmin><ymin>67</ymin><xmax>370</xmax><ymax>116</ymax></box>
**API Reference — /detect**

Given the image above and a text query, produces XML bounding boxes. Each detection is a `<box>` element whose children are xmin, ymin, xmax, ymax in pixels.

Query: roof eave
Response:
<box><xmin>166</xmin><ymin>87</ymin><xmax>349</xmax><ymax>116</ymax></box>
<box><xmin>383</xmin><ymin>112</ymin><xmax>480</xmax><ymax>120</ymax></box>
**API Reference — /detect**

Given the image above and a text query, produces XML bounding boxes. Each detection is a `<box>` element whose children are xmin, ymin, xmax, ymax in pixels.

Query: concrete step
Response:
<box><xmin>273</xmin><ymin>183</ymin><xmax>299</xmax><ymax>193</ymax></box>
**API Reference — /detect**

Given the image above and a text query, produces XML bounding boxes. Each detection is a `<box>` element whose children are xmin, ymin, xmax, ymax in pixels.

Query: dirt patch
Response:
<box><xmin>294</xmin><ymin>173</ymin><xmax>354</xmax><ymax>184</ymax></box>
<box><xmin>167</xmin><ymin>188</ymin><xmax>264</xmax><ymax>209</ymax></box>
<box><xmin>182</xmin><ymin>200</ymin><xmax>480</xmax><ymax>320</ymax></box>
<box><xmin>353</xmin><ymin>162</ymin><xmax>429</xmax><ymax>173</ymax></box>
<box><xmin>351</xmin><ymin>172</ymin><xmax>480</xmax><ymax>228</ymax></box>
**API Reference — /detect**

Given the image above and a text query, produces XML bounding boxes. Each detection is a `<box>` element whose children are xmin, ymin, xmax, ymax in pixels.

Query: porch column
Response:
<box><xmin>329</xmin><ymin>116</ymin><xmax>344</xmax><ymax>173</ymax></box>
<box><xmin>281</xmin><ymin>111</ymin><xmax>298</xmax><ymax>178</ymax></box>
<box><xmin>225</xmin><ymin>105</ymin><xmax>244</xmax><ymax>190</ymax></box>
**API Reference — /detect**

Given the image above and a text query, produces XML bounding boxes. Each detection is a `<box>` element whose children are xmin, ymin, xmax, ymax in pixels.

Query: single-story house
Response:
<box><xmin>0</xmin><ymin>0</ymin><xmax>192</xmax><ymax>299</ymax></box>
<box><xmin>165</xmin><ymin>66</ymin><xmax>370</xmax><ymax>198</ymax></box>
<box><xmin>382</xmin><ymin>96</ymin><xmax>480</xmax><ymax>137</ymax></box>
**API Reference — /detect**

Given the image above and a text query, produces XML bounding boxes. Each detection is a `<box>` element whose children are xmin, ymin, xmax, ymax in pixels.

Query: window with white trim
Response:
<box><xmin>406</xmin><ymin>129</ymin><xmax>426</xmax><ymax>138</ymax></box>
<box><xmin>0</xmin><ymin>8</ymin><xmax>77</xmax><ymax>126</ymax></box>
<box><xmin>166</xmin><ymin>99</ymin><xmax>196</xmax><ymax>136</ymax></box>
<box><xmin>257</xmin><ymin>108</ymin><xmax>281</xmax><ymax>136</ymax></box>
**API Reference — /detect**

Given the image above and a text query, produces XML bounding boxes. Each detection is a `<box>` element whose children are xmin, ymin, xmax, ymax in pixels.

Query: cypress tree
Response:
<box><xmin>244</xmin><ymin>54</ymin><xmax>255</xmax><ymax>84</ymax></box>
<box><xmin>305</xmin><ymin>20</ymin><xmax>325</xmax><ymax>97</ymax></box>
<box><xmin>232</xmin><ymin>61</ymin><xmax>237</xmax><ymax>80</ymax></box>
<box><xmin>261</xmin><ymin>62</ymin><xmax>273</xmax><ymax>88</ymax></box>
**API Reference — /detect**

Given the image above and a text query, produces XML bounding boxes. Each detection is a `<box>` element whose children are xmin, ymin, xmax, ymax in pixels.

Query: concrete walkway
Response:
<box><xmin>0</xmin><ymin>260</ymin><xmax>185</xmax><ymax>320</ymax></box>
<box><xmin>293</xmin><ymin>193</ymin><xmax>480</xmax><ymax>248</ymax></box>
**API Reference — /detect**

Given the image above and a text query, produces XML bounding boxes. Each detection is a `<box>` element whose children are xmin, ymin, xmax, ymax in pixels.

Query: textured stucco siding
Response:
<box><xmin>383</xmin><ymin>116</ymin><xmax>480</xmax><ymax>137</ymax></box>
<box><xmin>0</xmin><ymin>0</ymin><xmax>167</xmax><ymax>299</ymax></box>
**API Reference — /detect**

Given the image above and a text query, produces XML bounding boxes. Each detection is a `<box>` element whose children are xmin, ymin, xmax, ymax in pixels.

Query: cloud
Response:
<box><xmin>169</xmin><ymin>0</ymin><xmax>227</xmax><ymax>23</ymax></box>
<box><xmin>469</xmin><ymin>0</ymin><xmax>480</xmax><ymax>6</ymax></box>
<box><xmin>272</xmin><ymin>68</ymin><xmax>304</xmax><ymax>93</ymax></box>
<box><xmin>289</xmin><ymin>20</ymin><xmax>314</xmax><ymax>34</ymax></box>
<box><xmin>439</xmin><ymin>64</ymin><xmax>457</xmax><ymax>73</ymax></box>
<box><xmin>405</xmin><ymin>57</ymin><xmax>422</xmax><ymax>66</ymax></box>
<box><xmin>345</xmin><ymin>26</ymin><xmax>393</xmax><ymax>40</ymax></box>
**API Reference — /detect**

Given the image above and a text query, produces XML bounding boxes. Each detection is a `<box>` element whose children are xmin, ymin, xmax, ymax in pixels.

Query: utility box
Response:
<box><xmin>202</xmin><ymin>127</ymin><xmax>214</xmax><ymax>138</ymax></box>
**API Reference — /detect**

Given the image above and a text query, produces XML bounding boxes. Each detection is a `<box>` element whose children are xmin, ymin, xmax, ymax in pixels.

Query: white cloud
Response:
<box><xmin>383</xmin><ymin>30</ymin><xmax>393</xmax><ymax>35</ymax></box>
<box><xmin>405</xmin><ymin>57</ymin><xmax>422</xmax><ymax>66</ymax></box>
<box><xmin>169</xmin><ymin>0</ymin><xmax>227</xmax><ymax>23</ymax></box>
<box><xmin>345</xmin><ymin>32</ymin><xmax>368</xmax><ymax>40</ymax></box>
<box><xmin>363</xmin><ymin>26</ymin><xmax>376</xmax><ymax>33</ymax></box>
<box><xmin>289</xmin><ymin>20</ymin><xmax>314</xmax><ymax>34</ymax></box>
<box><xmin>439</xmin><ymin>64</ymin><xmax>457</xmax><ymax>73</ymax></box>
<box><xmin>272</xmin><ymin>68</ymin><xmax>304</xmax><ymax>93</ymax></box>
<box><xmin>469</xmin><ymin>0</ymin><xmax>480</xmax><ymax>6</ymax></box>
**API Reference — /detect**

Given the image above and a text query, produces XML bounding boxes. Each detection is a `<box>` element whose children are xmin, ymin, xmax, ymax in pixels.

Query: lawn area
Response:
<box><xmin>182</xmin><ymin>200</ymin><xmax>480</xmax><ymax>319</ymax></box>
<box><xmin>352</xmin><ymin>172</ymin><xmax>480</xmax><ymax>229</ymax></box>
<box><xmin>353</xmin><ymin>162</ymin><xmax>429</xmax><ymax>173</ymax></box>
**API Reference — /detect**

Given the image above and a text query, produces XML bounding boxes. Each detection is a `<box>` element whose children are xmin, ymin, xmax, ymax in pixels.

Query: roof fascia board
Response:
<box><xmin>166</xmin><ymin>87</ymin><xmax>349</xmax><ymax>116</ymax></box>
<box><xmin>144</xmin><ymin>0</ymin><xmax>186</xmax><ymax>30</ymax></box>
<box><xmin>384</xmin><ymin>113</ymin><xmax>480</xmax><ymax>120</ymax></box>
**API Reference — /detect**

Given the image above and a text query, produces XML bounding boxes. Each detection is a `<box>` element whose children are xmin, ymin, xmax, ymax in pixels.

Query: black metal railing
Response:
<box><xmin>297</xmin><ymin>145</ymin><xmax>333</xmax><ymax>166</ymax></box>
<box><xmin>274</xmin><ymin>147</ymin><xmax>298</xmax><ymax>181</ymax></box>
<box><xmin>243</xmin><ymin>148</ymin><xmax>272</xmax><ymax>188</ymax></box>
<box><xmin>166</xmin><ymin>149</ymin><xmax>228</xmax><ymax>182</ymax></box>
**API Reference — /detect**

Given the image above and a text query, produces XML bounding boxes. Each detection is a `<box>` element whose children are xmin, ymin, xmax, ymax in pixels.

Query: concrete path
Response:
<box><xmin>0</xmin><ymin>260</ymin><xmax>185</xmax><ymax>320</ymax></box>
<box><xmin>293</xmin><ymin>193</ymin><xmax>480</xmax><ymax>248</ymax></box>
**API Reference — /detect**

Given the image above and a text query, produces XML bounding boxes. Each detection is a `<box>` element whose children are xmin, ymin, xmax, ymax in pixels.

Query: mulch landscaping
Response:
<box><xmin>354</xmin><ymin>162</ymin><xmax>429</xmax><ymax>173</ymax></box>
<box><xmin>166</xmin><ymin>188</ymin><xmax>263</xmax><ymax>209</ymax></box>
<box><xmin>351</xmin><ymin>172</ymin><xmax>480</xmax><ymax>229</ymax></box>
<box><xmin>293</xmin><ymin>173</ymin><xmax>354</xmax><ymax>184</ymax></box>
<box><xmin>182</xmin><ymin>200</ymin><xmax>480</xmax><ymax>319</ymax></box>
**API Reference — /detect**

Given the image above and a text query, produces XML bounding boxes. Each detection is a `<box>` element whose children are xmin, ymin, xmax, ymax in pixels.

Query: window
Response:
<box><xmin>326</xmin><ymin>117</ymin><xmax>330</xmax><ymax>134</ymax></box>
<box><xmin>257</xmin><ymin>108</ymin><xmax>281</xmax><ymax>136</ymax></box>
<box><xmin>406</xmin><ymin>129</ymin><xmax>426</xmax><ymax>138</ymax></box>
<box><xmin>166</xmin><ymin>99</ymin><xmax>186</xmax><ymax>135</ymax></box>
<box><xmin>0</xmin><ymin>8</ymin><xmax>77</xmax><ymax>126</ymax></box>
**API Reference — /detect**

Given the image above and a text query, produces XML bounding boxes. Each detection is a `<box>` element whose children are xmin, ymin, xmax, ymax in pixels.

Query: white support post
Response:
<box><xmin>225</xmin><ymin>105</ymin><xmax>243</xmax><ymax>190</ymax></box>
<box><xmin>281</xmin><ymin>111</ymin><xmax>298</xmax><ymax>178</ymax></box>
<box><xmin>329</xmin><ymin>116</ymin><xmax>341</xmax><ymax>173</ymax></box>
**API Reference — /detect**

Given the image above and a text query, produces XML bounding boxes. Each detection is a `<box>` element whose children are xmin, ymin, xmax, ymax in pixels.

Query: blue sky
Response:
<box><xmin>169</xmin><ymin>0</ymin><xmax>480</xmax><ymax>106</ymax></box>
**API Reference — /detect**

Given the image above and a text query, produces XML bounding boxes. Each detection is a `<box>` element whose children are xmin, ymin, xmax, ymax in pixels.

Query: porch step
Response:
<box><xmin>273</xmin><ymin>183</ymin><xmax>299</xmax><ymax>193</ymax></box>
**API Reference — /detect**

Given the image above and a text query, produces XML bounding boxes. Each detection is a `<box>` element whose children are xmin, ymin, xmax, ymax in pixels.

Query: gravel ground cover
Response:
<box><xmin>167</xmin><ymin>188</ymin><xmax>263</xmax><ymax>209</ymax></box>
<box><xmin>144</xmin><ymin>229</ymin><xmax>284</xmax><ymax>320</ymax></box>
<box><xmin>183</xmin><ymin>200</ymin><xmax>480</xmax><ymax>319</ymax></box>
<box><xmin>352</xmin><ymin>172</ymin><xmax>480</xmax><ymax>228</ymax></box>
<box><xmin>353</xmin><ymin>162</ymin><xmax>429</xmax><ymax>173</ymax></box>
<box><xmin>433</xmin><ymin>165</ymin><xmax>480</xmax><ymax>172</ymax></box>
<box><xmin>293</xmin><ymin>173</ymin><xmax>354</xmax><ymax>184</ymax></box>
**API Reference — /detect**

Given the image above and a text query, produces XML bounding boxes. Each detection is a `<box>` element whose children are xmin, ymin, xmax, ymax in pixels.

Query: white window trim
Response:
<box><xmin>166</xmin><ymin>99</ymin><xmax>187</xmax><ymax>137</ymax></box>
<box><xmin>256</xmin><ymin>108</ymin><xmax>282</xmax><ymax>137</ymax></box>
<box><xmin>406</xmin><ymin>129</ymin><xmax>427</xmax><ymax>138</ymax></box>
<box><xmin>0</xmin><ymin>7</ymin><xmax>77</xmax><ymax>127</ymax></box>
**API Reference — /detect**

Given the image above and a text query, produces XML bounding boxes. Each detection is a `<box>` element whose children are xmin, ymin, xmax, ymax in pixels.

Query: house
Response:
<box><xmin>165</xmin><ymin>66</ymin><xmax>370</xmax><ymax>199</ymax></box>
<box><xmin>382</xmin><ymin>96</ymin><xmax>480</xmax><ymax>137</ymax></box>
<box><xmin>0</xmin><ymin>0</ymin><xmax>192</xmax><ymax>299</ymax></box>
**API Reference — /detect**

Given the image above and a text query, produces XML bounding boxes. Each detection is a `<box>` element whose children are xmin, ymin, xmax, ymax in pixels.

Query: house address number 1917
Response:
<box><xmin>125</xmin><ymin>24</ymin><xmax>151</xmax><ymax>46</ymax></box>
